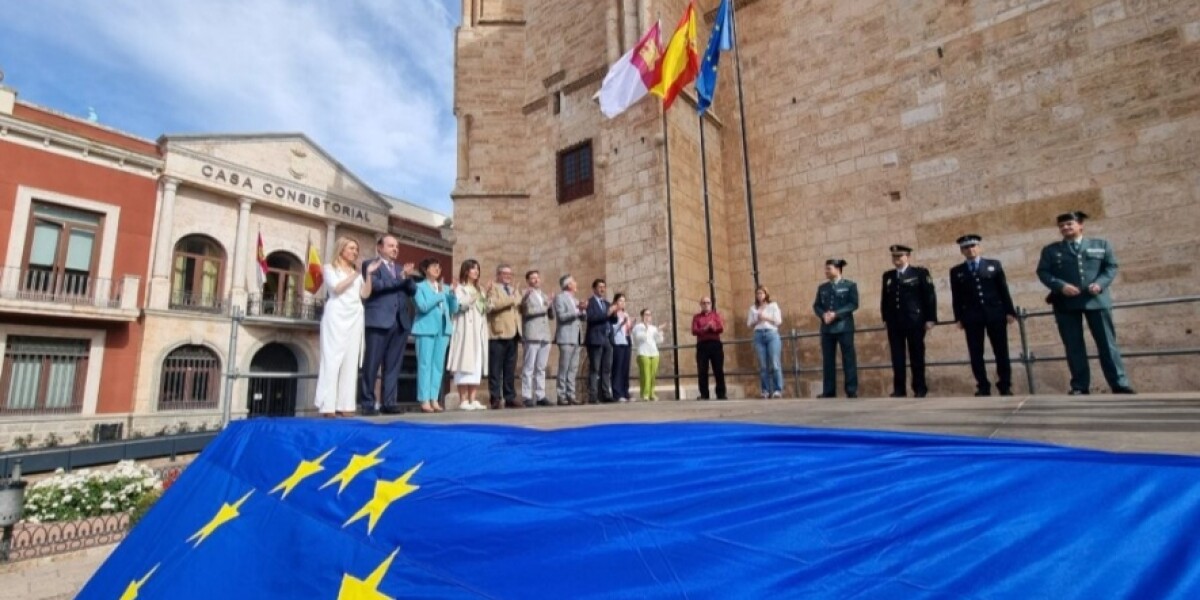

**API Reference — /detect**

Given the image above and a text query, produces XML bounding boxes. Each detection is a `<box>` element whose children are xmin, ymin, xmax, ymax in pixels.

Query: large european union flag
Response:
<box><xmin>81</xmin><ymin>419</ymin><xmax>1200</xmax><ymax>598</ymax></box>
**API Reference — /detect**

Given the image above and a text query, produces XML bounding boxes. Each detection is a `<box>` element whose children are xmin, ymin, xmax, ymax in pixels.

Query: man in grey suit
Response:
<box><xmin>520</xmin><ymin>270</ymin><xmax>553</xmax><ymax>407</ymax></box>
<box><xmin>552</xmin><ymin>274</ymin><xmax>586</xmax><ymax>406</ymax></box>
<box><xmin>1036</xmin><ymin>211</ymin><xmax>1136</xmax><ymax>395</ymax></box>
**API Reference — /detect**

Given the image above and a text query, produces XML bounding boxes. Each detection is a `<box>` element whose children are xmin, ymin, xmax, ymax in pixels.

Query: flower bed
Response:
<box><xmin>22</xmin><ymin>460</ymin><xmax>163</xmax><ymax>523</ymax></box>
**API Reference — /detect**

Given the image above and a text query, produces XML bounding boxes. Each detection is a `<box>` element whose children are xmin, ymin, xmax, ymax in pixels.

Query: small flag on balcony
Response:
<box><xmin>253</xmin><ymin>232</ymin><xmax>268</xmax><ymax>290</ymax></box>
<box><xmin>304</xmin><ymin>242</ymin><xmax>323</xmax><ymax>294</ymax></box>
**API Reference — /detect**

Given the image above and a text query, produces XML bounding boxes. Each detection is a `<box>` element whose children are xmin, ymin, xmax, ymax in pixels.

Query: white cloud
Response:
<box><xmin>4</xmin><ymin>0</ymin><xmax>458</xmax><ymax>213</ymax></box>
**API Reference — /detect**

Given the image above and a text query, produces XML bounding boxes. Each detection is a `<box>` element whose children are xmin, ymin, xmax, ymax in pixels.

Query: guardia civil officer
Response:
<box><xmin>1036</xmin><ymin>212</ymin><xmax>1136</xmax><ymax>395</ymax></box>
<box><xmin>812</xmin><ymin>259</ymin><xmax>858</xmax><ymax>398</ymax></box>
<box><xmin>881</xmin><ymin>245</ymin><xmax>937</xmax><ymax>397</ymax></box>
<box><xmin>949</xmin><ymin>235</ymin><xmax>1016</xmax><ymax>396</ymax></box>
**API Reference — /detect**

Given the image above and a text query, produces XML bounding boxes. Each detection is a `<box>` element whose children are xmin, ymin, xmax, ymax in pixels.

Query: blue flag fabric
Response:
<box><xmin>81</xmin><ymin>419</ymin><xmax>1200</xmax><ymax>599</ymax></box>
<box><xmin>695</xmin><ymin>0</ymin><xmax>733</xmax><ymax>114</ymax></box>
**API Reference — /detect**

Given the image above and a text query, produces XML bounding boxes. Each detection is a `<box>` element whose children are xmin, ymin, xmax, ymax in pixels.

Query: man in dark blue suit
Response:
<box><xmin>358</xmin><ymin>235</ymin><xmax>416</xmax><ymax>415</ymax></box>
<box><xmin>949</xmin><ymin>234</ymin><xmax>1017</xmax><ymax>396</ymax></box>
<box><xmin>585</xmin><ymin>278</ymin><xmax>619</xmax><ymax>404</ymax></box>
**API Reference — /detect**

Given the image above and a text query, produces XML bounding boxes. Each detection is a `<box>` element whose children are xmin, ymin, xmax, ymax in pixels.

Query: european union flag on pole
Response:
<box><xmin>695</xmin><ymin>0</ymin><xmax>733</xmax><ymax>114</ymax></box>
<box><xmin>81</xmin><ymin>419</ymin><xmax>1200</xmax><ymax>598</ymax></box>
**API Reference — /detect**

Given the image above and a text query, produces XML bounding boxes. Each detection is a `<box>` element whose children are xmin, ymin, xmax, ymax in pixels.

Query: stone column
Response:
<box><xmin>455</xmin><ymin>112</ymin><xmax>471</xmax><ymax>189</ymax></box>
<box><xmin>606</xmin><ymin>0</ymin><xmax>621</xmax><ymax>65</ymax></box>
<box><xmin>147</xmin><ymin>177</ymin><xmax>179</xmax><ymax>309</ymax></box>
<box><xmin>324</xmin><ymin>220</ymin><xmax>338</xmax><ymax>268</ymax></box>
<box><xmin>230</xmin><ymin>197</ymin><xmax>254</xmax><ymax>308</ymax></box>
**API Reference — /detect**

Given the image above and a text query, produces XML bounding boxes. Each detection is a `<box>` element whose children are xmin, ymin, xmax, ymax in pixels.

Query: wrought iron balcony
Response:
<box><xmin>0</xmin><ymin>267</ymin><xmax>140</xmax><ymax>321</ymax></box>
<box><xmin>246</xmin><ymin>293</ymin><xmax>323</xmax><ymax>322</ymax></box>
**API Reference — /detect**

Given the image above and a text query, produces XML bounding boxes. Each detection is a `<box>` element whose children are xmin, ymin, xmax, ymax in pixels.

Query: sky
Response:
<box><xmin>0</xmin><ymin>0</ymin><xmax>460</xmax><ymax>215</ymax></box>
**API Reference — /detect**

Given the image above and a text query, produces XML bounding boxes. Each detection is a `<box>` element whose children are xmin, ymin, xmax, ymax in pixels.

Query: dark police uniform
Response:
<box><xmin>1035</xmin><ymin>212</ymin><xmax>1133</xmax><ymax>394</ymax></box>
<box><xmin>881</xmin><ymin>246</ymin><xmax>937</xmax><ymax>397</ymax></box>
<box><xmin>949</xmin><ymin>236</ymin><xmax>1016</xmax><ymax>396</ymax></box>
<box><xmin>812</xmin><ymin>272</ymin><xmax>858</xmax><ymax>398</ymax></box>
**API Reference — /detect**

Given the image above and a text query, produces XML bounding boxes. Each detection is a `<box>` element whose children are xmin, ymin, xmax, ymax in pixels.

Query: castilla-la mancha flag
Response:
<box><xmin>596</xmin><ymin>21</ymin><xmax>664</xmax><ymax>118</ymax></box>
<box><xmin>650</xmin><ymin>0</ymin><xmax>699</xmax><ymax>111</ymax></box>
<box><xmin>303</xmin><ymin>242</ymin><xmax>323</xmax><ymax>294</ymax></box>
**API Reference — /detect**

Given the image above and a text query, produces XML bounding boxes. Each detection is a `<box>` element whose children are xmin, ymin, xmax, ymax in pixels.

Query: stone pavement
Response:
<box><xmin>4</xmin><ymin>392</ymin><xmax>1198</xmax><ymax>597</ymax></box>
<box><xmin>381</xmin><ymin>392</ymin><xmax>1200</xmax><ymax>456</ymax></box>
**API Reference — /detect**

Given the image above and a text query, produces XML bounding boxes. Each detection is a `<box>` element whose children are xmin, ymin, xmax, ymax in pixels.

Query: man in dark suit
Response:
<box><xmin>949</xmin><ymin>234</ymin><xmax>1016</xmax><ymax>397</ymax></box>
<box><xmin>1036</xmin><ymin>211</ymin><xmax>1135</xmax><ymax>395</ymax></box>
<box><xmin>585</xmin><ymin>278</ymin><xmax>618</xmax><ymax>404</ymax></box>
<box><xmin>358</xmin><ymin>235</ymin><xmax>416</xmax><ymax>415</ymax></box>
<box><xmin>881</xmin><ymin>244</ymin><xmax>937</xmax><ymax>398</ymax></box>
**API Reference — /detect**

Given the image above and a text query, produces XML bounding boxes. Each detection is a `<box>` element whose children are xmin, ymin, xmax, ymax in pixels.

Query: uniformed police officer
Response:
<box><xmin>949</xmin><ymin>234</ymin><xmax>1016</xmax><ymax>396</ymax></box>
<box><xmin>881</xmin><ymin>245</ymin><xmax>937</xmax><ymax>397</ymax></box>
<box><xmin>1036</xmin><ymin>212</ymin><xmax>1136</xmax><ymax>395</ymax></box>
<box><xmin>812</xmin><ymin>259</ymin><xmax>858</xmax><ymax>398</ymax></box>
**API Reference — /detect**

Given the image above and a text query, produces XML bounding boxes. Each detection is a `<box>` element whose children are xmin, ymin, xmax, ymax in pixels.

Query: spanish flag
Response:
<box><xmin>253</xmin><ymin>232</ymin><xmax>268</xmax><ymax>290</ymax></box>
<box><xmin>303</xmin><ymin>242</ymin><xmax>323</xmax><ymax>294</ymax></box>
<box><xmin>650</xmin><ymin>0</ymin><xmax>699</xmax><ymax>111</ymax></box>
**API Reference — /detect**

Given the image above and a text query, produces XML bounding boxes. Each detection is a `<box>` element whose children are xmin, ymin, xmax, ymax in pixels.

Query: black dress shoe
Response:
<box><xmin>523</xmin><ymin>400</ymin><xmax>536</xmax><ymax>408</ymax></box>
<box><xmin>1068</xmin><ymin>389</ymin><xmax>1090</xmax><ymax>395</ymax></box>
<box><xmin>974</xmin><ymin>390</ymin><xmax>991</xmax><ymax>397</ymax></box>
<box><xmin>506</xmin><ymin>401</ymin><xmax>524</xmax><ymax>409</ymax></box>
<box><xmin>1112</xmin><ymin>386</ymin><xmax>1137</xmax><ymax>394</ymax></box>
<box><xmin>914</xmin><ymin>392</ymin><xmax>927</xmax><ymax>398</ymax></box>
<box><xmin>846</xmin><ymin>393</ymin><xmax>858</xmax><ymax>399</ymax></box>
<box><xmin>816</xmin><ymin>394</ymin><xmax>836</xmax><ymax>399</ymax></box>
<box><xmin>998</xmin><ymin>389</ymin><xmax>1013</xmax><ymax>397</ymax></box>
<box><xmin>490</xmin><ymin>401</ymin><xmax>502</xmax><ymax>409</ymax></box>
<box><xmin>380</xmin><ymin>405</ymin><xmax>402</xmax><ymax>415</ymax></box>
<box><xmin>889</xmin><ymin>392</ymin><xmax>905</xmax><ymax>398</ymax></box>
<box><xmin>358</xmin><ymin>407</ymin><xmax>380</xmax><ymax>416</ymax></box>
<box><xmin>537</xmin><ymin>398</ymin><xmax>552</xmax><ymax>406</ymax></box>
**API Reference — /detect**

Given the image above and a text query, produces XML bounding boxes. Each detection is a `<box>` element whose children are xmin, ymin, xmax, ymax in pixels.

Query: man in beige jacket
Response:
<box><xmin>486</xmin><ymin>264</ymin><xmax>523</xmax><ymax>409</ymax></box>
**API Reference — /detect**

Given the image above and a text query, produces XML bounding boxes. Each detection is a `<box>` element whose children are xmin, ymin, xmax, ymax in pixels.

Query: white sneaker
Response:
<box><xmin>459</xmin><ymin>401</ymin><xmax>474</xmax><ymax>411</ymax></box>
<box><xmin>760</xmin><ymin>391</ymin><xmax>769</xmax><ymax>399</ymax></box>
<box><xmin>771</xmin><ymin>391</ymin><xmax>783</xmax><ymax>399</ymax></box>
<box><xmin>471</xmin><ymin>400</ymin><xmax>487</xmax><ymax>410</ymax></box>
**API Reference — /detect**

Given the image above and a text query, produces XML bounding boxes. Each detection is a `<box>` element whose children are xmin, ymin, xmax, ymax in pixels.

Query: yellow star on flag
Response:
<box><xmin>118</xmin><ymin>564</ymin><xmax>158</xmax><ymax>600</ymax></box>
<box><xmin>338</xmin><ymin>549</ymin><xmax>400</xmax><ymax>600</ymax></box>
<box><xmin>321</xmin><ymin>441</ymin><xmax>391</xmax><ymax>495</ymax></box>
<box><xmin>344</xmin><ymin>462</ymin><xmax>423</xmax><ymax>534</ymax></box>
<box><xmin>270</xmin><ymin>447</ymin><xmax>336</xmax><ymax>499</ymax></box>
<box><xmin>186</xmin><ymin>489</ymin><xmax>254</xmax><ymax>547</ymax></box>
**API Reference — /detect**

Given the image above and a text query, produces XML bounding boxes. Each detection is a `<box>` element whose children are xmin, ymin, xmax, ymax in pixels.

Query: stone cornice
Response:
<box><xmin>0</xmin><ymin>113</ymin><xmax>163</xmax><ymax>177</ymax></box>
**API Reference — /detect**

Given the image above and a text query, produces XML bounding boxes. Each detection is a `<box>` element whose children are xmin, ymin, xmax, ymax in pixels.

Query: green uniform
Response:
<box><xmin>1036</xmin><ymin>237</ymin><xmax>1131</xmax><ymax>392</ymax></box>
<box><xmin>812</xmin><ymin>278</ymin><xmax>858</xmax><ymax>396</ymax></box>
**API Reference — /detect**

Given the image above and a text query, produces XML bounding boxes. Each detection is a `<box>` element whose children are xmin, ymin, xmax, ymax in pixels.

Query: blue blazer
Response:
<box><xmin>584</xmin><ymin>295</ymin><xmax>618</xmax><ymax>346</ymax></box>
<box><xmin>412</xmin><ymin>280</ymin><xmax>458</xmax><ymax>337</ymax></box>
<box><xmin>361</xmin><ymin>259</ymin><xmax>417</xmax><ymax>331</ymax></box>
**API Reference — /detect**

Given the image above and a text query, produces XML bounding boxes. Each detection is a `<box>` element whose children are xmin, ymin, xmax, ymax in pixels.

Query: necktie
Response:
<box><xmin>969</xmin><ymin>261</ymin><xmax>977</xmax><ymax>273</ymax></box>
<box><xmin>388</xmin><ymin>262</ymin><xmax>395</xmax><ymax>277</ymax></box>
<box><xmin>504</xmin><ymin>285</ymin><xmax>510</xmax><ymax>295</ymax></box>
<box><xmin>1070</xmin><ymin>241</ymin><xmax>1081</xmax><ymax>253</ymax></box>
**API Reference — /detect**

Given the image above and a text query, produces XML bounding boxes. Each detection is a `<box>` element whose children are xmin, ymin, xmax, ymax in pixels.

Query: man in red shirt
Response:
<box><xmin>691</xmin><ymin>297</ymin><xmax>727</xmax><ymax>400</ymax></box>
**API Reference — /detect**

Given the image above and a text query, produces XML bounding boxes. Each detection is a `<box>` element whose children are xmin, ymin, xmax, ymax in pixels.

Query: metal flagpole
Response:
<box><xmin>729</xmin><ymin>2</ymin><xmax>760</xmax><ymax>289</ymax></box>
<box><xmin>697</xmin><ymin>113</ymin><xmax>717</xmax><ymax>310</ymax></box>
<box><xmin>661</xmin><ymin>110</ymin><xmax>683</xmax><ymax>401</ymax></box>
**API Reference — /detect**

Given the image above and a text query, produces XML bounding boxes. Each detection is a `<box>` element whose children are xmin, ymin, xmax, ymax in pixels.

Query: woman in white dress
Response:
<box><xmin>447</xmin><ymin>259</ymin><xmax>489</xmax><ymax>410</ymax></box>
<box><xmin>314</xmin><ymin>237</ymin><xmax>378</xmax><ymax>417</ymax></box>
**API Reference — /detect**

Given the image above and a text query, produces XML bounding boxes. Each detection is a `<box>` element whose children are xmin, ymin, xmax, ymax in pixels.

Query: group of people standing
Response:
<box><xmin>313</xmin><ymin>238</ymin><xmax>671</xmax><ymax>414</ymax></box>
<box><xmin>806</xmin><ymin>211</ymin><xmax>1136</xmax><ymax>398</ymax></box>
<box><xmin>313</xmin><ymin>211</ymin><xmax>1136</xmax><ymax>413</ymax></box>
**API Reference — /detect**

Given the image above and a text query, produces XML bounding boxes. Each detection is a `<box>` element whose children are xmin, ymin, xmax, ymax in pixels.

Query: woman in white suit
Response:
<box><xmin>314</xmin><ymin>237</ymin><xmax>378</xmax><ymax>417</ymax></box>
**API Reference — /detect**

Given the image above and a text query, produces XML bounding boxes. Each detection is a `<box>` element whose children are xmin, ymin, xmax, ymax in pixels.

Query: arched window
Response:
<box><xmin>262</xmin><ymin>251</ymin><xmax>304</xmax><ymax>316</ymax></box>
<box><xmin>171</xmin><ymin>235</ymin><xmax>226</xmax><ymax>311</ymax></box>
<box><xmin>158</xmin><ymin>345</ymin><xmax>220</xmax><ymax>410</ymax></box>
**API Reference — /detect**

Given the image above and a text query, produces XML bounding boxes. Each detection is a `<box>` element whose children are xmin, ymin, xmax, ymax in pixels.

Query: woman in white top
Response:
<box><xmin>315</xmin><ymin>237</ymin><xmax>378</xmax><ymax>417</ymax></box>
<box><xmin>747</xmin><ymin>285</ymin><xmax>784</xmax><ymax>398</ymax></box>
<box><xmin>610</xmin><ymin>293</ymin><xmax>634</xmax><ymax>402</ymax></box>
<box><xmin>447</xmin><ymin>259</ymin><xmax>489</xmax><ymax>410</ymax></box>
<box><xmin>631</xmin><ymin>308</ymin><xmax>666</xmax><ymax>401</ymax></box>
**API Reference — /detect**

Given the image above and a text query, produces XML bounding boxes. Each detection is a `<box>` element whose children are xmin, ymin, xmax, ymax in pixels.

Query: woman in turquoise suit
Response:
<box><xmin>412</xmin><ymin>257</ymin><xmax>459</xmax><ymax>413</ymax></box>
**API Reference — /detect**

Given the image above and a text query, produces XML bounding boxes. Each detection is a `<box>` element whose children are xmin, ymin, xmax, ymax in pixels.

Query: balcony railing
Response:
<box><xmin>0</xmin><ymin>266</ymin><xmax>138</xmax><ymax>312</ymax></box>
<box><xmin>168</xmin><ymin>291</ymin><xmax>227</xmax><ymax>314</ymax></box>
<box><xmin>246</xmin><ymin>293</ymin><xmax>323</xmax><ymax>321</ymax></box>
